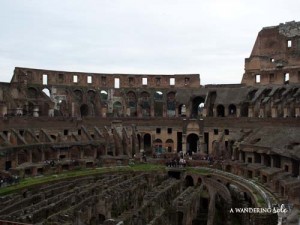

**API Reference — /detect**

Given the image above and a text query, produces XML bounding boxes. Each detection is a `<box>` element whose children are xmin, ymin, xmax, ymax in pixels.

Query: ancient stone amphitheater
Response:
<box><xmin>0</xmin><ymin>21</ymin><xmax>299</xmax><ymax>225</ymax></box>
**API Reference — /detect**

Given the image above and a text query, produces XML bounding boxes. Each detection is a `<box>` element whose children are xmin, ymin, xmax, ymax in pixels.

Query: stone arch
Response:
<box><xmin>27</xmin><ymin>87</ymin><xmax>38</xmax><ymax>98</ymax></box>
<box><xmin>74</xmin><ymin>89</ymin><xmax>83</xmax><ymax>102</ymax></box>
<box><xmin>228</xmin><ymin>104</ymin><xmax>237</xmax><ymax>116</ymax></box>
<box><xmin>113</xmin><ymin>101</ymin><xmax>123</xmax><ymax>117</ymax></box>
<box><xmin>87</xmin><ymin>90</ymin><xmax>96</xmax><ymax>103</ymax></box>
<box><xmin>187</xmin><ymin>133</ymin><xmax>199</xmax><ymax>155</ymax></box>
<box><xmin>167</xmin><ymin>91</ymin><xmax>176</xmax><ymax>117</ymax></box>
<box><xmin>80</xmin><ymin>104</ymin><xmax>89</xmax><ymax>117</ymax></box>
<box><xmin>154</xmin><ymin>91</ymin><xmax>163</xmax><ymax>100</ymax></box>
<box><xmin>192</xmin><ymin>96</ymin><xmax>205</xmax><ymax>118</ymax></box>
<box><xmin>165</xmin><ymin>139</ymin><xmax>174</xmax><ymax>152</ymax></box>
<box><xmin>185</xmin><ymin>175</ymin><xmax>194</xmax><ymax>187</ymax></box>
<box><xmin>197</xmin><ymin>177</ymin><xmax>202</xmax><ymax>186</ymax></box>
<box><xmin>100</xmin><ymin>90</ymin><xmax>108</xmax><ymax>101</ymax></box>
<box><xmin>216</xmin><ymin>104</ymin><xmax>225</xmax><ymax>117</ymax></box>
<box><xmin>127</xmin><ymin>91</ymin><xmax>137</xmax><ymax>117</ymax></box>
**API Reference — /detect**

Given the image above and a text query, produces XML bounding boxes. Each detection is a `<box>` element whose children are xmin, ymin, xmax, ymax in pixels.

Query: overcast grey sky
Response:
<box><xmin>0</xmin><ymin>0</ymin><xmax>299</xmax><ymax>84</ymax></box>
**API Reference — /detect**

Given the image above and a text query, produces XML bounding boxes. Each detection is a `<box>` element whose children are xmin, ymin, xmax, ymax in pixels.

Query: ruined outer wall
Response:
<box><xmin>12</xmin><ymin>67</ymin><xmax>201</xmax><ymax>89</ymax></box>
<box><xmin>242</xmin><ymin>21</ymin><xmax>300</xmax><ymax>86</ymax></box>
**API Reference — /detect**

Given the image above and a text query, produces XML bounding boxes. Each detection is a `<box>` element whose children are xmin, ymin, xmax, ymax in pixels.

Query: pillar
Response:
<box><xmin>236</xmin><ymin>107</ymin><xmax>241</xmax><ymax>117</ymax></box>
<box><xmin>271</xmin><ymin>107</ymin><xmax>278</xmax><ymax>118</ymax></box>
<box><xmin>261</xmin><ymin>154</ymin><xmax>265</xmax><ymax>166</ymax></box>
<box><xmin>225</xmin><ymin>107</ymin><xmax>229</xmax><ymax>117</ymax></box>
<box><xmin>271</xmin><ymin>156</ymin><xmax>274</xmax><ymax>168</ymax></box>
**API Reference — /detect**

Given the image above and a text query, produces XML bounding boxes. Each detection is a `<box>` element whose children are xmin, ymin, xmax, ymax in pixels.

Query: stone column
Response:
<box><xmin>271</xmin><ymin>107</ymin><xmax>277</xmax><ymax>118</ymax></box>
<box><xmin>236</xmin><ymin>107</ymin><xmax>241</xmax><ymax>117</ymax></box>
<box><xmin>261</xmin><ymin>154</ymin><xmax>265</xmax><ymax>166</ymax></box>
<box><xmin>248</xmin><ymin>107</ymin><xmax>253</xmax><ymax>118</ymax></box>
<box><xmin>225</xmin><ymin>106</ymin><xmax>229</xmax><ymax>117</ymax></box>
<box><xmin>271</xmin><ymin>155</ymin><xmax>274</xmax><ymax>168</ymax></box>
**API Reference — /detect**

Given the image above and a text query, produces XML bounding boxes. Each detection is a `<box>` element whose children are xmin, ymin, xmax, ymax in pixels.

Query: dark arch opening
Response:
<box><xmin>80</xmin><ymin>104</ymin><xmax>89</xmax><ymax>117</ymax></box>
<box><xmin>144</xmin><ymin>133</ymin><xmax>151</xmax><ymax>153</ymax></box>
<box><xmin>185</xmin><ymin>175</ymin><xmax>194</xmax><ymax>187</ymax></box>
<box><xmin>197</xmin><ymin>177</ymin><xmax>202</xmax><ymax>186</ymax></box>
<box><xmin>192</xmin><ymin>96</ymin><xmax>205</xmax><ymax>118</ymax></box>
<box><xmin>216</xmin><ymin>104</ymin><xmax>225</xmax><ymax>117</ymax></box>
<box><xmin>177</xmin><ymin>211</ymin><xmax>184</xmax><ymax>225</ymax></box>
<box><xmin>187</xmin><ymin>133</ymin><xmax>199</xmax><ymax>155</ymax></box>
<box><xmin>228</xmin><ymin>104</ymin><xmax>236</xmax><ymax>116</ymax></box>
<box><xmin>98</xmin><ymin>214</ymin><xmax>105</xmax><ymax>224</ymax></box>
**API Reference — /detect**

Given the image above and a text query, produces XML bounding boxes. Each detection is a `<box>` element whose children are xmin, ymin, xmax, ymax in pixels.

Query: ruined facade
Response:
<box><xmin>0</xmin><ymin>21</ymin><xmax>299</xmax><ymax>225</ymax></box>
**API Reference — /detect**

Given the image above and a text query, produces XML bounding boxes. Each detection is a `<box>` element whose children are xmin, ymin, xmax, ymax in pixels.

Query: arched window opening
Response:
<box><xmin>87</xmin><ymin>90</ymin><xmax>96</xmax><ymax>103</ymax></box>
<box><xmin>216</xmin><ymin>105</ymin><xmax>225</xmax><ymax>117</ymax></box>
<box><xmin>28</xmin><ymin>87</ymin><xmax>38</xmax><ymax>98</ymax></box>
<box><xmin>228</xmin><ymin>104</ymin><xmax>237</xmax><ymax>116</ymax></box>
<box><xmin>192</xmin><ymin>96</ymin><xmax>205</xmax><ymax>118</ymax></box>
<box><xmin>154</xmin><ymin>91</ymin><xmax>163</xmax><ymax>100</ymax></box>
<box><xmin>74</xmin><ymin>90</ymin><xmax>83</xmax><ymax>102</ymax></box>
<box><xmin>100</xmin><ymin>90</ymin><xmax>108</xmax><ymax>101</ymax></box>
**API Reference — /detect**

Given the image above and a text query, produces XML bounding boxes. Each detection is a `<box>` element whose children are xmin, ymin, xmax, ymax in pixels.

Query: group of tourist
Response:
<box><xmin>166</xmin><ymin>157</ymin><xmax>187</xmax><ymax>167</ymax></box>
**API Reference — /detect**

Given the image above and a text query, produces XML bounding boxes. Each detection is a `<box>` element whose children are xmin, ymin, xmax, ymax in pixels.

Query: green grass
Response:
<box><xmin>0</xmin><ymin>163</ymin><xmax>166</xmax><ymax>196</ymax></box>
<box><xmin>186</xmin><ymin>167</ymin><xmax>210</xmax><ymax>175</ymax></box>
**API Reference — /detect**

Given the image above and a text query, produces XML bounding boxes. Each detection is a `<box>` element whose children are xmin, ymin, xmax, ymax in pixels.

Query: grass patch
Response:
<box><xmin>186</xmin><ymin>167</ymin><xmax>210</xmax><ymax>175</ymax></box>
<box><xmin>0</xmin><ymin>164</ymin><xmax>165</xmax><ymax>196</ymax></box>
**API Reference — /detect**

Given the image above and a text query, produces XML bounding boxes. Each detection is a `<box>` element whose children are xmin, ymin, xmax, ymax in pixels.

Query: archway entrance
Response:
<box><xmin>187</xmin><ymin>133</ymin><xmax>199</xmax><ymax>155</ymax></box>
